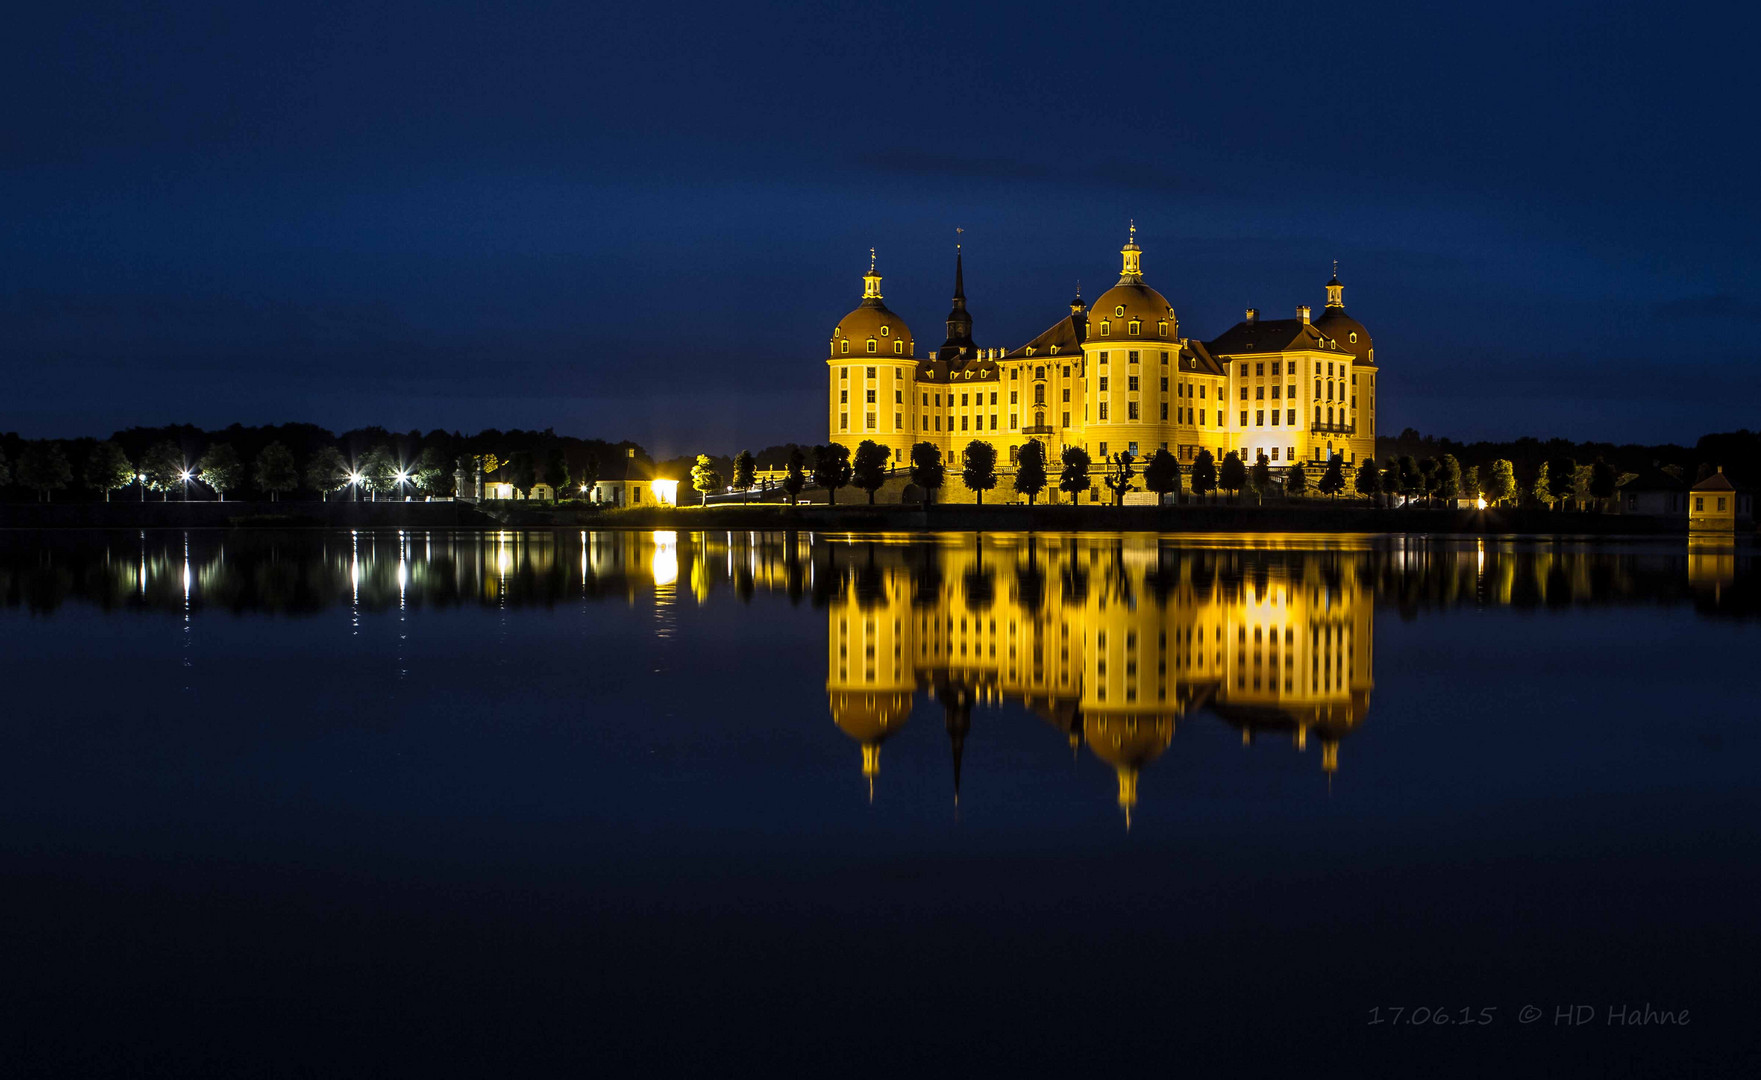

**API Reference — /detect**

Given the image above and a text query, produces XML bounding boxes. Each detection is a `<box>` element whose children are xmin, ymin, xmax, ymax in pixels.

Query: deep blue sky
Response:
<box><xmin>4</xmin><ymin>1</ymin><xmax>1756</xmax><ymax>456</ymax></box>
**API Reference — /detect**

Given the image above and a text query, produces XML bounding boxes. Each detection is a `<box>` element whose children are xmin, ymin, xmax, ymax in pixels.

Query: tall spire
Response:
<box><xmin>1118</xmin><ymin>220</ymin><xmax>1143</xmax><ymax>285</ymax></box>
<box><xmin>940</xmin><ymin>236</ymin><xmax>976</xmax><ymax>360</ymax></box>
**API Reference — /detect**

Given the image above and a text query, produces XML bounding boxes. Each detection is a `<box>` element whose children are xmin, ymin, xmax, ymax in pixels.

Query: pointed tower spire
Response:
<box><xmin>1325</xmin><ymin>260</ymin><xmax>1345</xmax><ymax>310</ymax></box>
<box><xmin>940</xmin><ymin>234</ymin><xmax>976</xmax><ymax>360</ymax></box>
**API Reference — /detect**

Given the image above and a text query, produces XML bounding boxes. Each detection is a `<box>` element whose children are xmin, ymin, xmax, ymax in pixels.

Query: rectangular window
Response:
<box><xmin>1271</xmin><ymin>386</ymin><xmax>1280</xmax><ymax>399</ymax></box>
<box><xmin>989</xmin><ymin>414</ymin><xmax>997</xmax><ymax>430</ymax></box>
<box><xmin>1255</xmin><ymin>386</ymin><xmax>1264</xmax><ymax>399</ymax></box>
<box><xmin>1010</xmin><ymin>413</ymin><xmax>1018</xmax><ymax>428</ymax></box>
<box><xmin>1062</xmin><ymin>411</ymin><xmax>1071</xmax><ymax>427</ymax></box>
<box><xmin>922</xmin><ymin>392</ymin><xmax>929</xmax><ymax>405</ymax></box>
<box><xmin>1128</xmin><ymin>375</ymin><xmax>1139</xmax><ymax>391</ymax></box>
<box><xmin>1271</xmin><ymin>447</ymin><xmax>1279</xmax><ymax>460</ymax></box>
<box><xmin>1288</xmin><ymin>446</ymin><xmax>1294</xmax><ymax>460</ymax></box>
<box><xmin>866</xmin><ymin>366</ymin><xmax>876</xmax><ymax>378</ymax></box>
<box><xmin>1062</xmin><ymin>388</ymin><xmax>1070</xmax><ymax>402</ymax></box>
<box><xmin>866</xmin><ymin>413</ymin><xmax>876</xmax><ymax>429</ymax></box>
<box><xmin>1287</xmin><ymin>409</ymin><xmax>1295</xmax><ymax>425</ymax></box>
<box><xmin>1271</xmin><ymin>410</ymin><xmax>1280</xmax><ymax>426</ymax></box>
<box><xmin>1160</xmin><ymin>351</ymin><xmax>1169</xmax><ymax>365</ymax></box>
<box><xmin>935</xmin><ymin>417</ymin><xmax>941</xmax><ymax>430</ymax></box>
<box><xmin>1128</xmin><ymin>350</ymin><xmax>1139</xmax><ymax>364</ymax></box>
<box><xmin>840</xmin><ymin>389</ymin><xmax>848</xmax><ymax>403</ymax></box>
<box><xmin>895</xmin><ymin>412</ymin><xmax>902</xmax><ymax>427</ymax></box>
<box><xmin>1256</xmin><ymin>410</ymin><xmax>1264</xmax><ymax>426</ymax></box>
<box><xmin>1099</xmin><ymin>403</ymin><xmax>1109</xmax><ymax>420</ymax></box>
<box><xmin>865</xmin><ymin>389</ymin><xmax>876</xmax><ymax>403</ymax></box>
<box><xmin>935</xmin><ymin>394</ymin><xmax>941</xmax><ymax>406</ymax></box>
<box><xmin>840</xmin><ymin>413</ymin><xmax>848</xmax><ymax>430</ymax></box>
<box><xmin>1099</xmin><ymin>443</ymin><xmax>1108</xmax><ymax>455</ymax></box>
<box><xmin>1240</xmin><ymin>411</ymin><xmax>1248</xmax><ymax>426</ymax></box>
<box><xmin>1272</xmin><ymin>361</ymin><xmax>1282</xmax><ymax>375</ymax></box>
<box><xmin>1161</xmin><ymin>377</ymin><xmax>1168</xmax><ymax>391</ymax></box>
<box><xmin>1240</xmin><ymin>387</ymin><xmax>1249</xmax><ymax>401</ymax></box>
<box><xmin>961</xmin><ymin>393</ymin><xmax>969</xmax><ymax>406</ymax></box>
<box><xmin>1062</xmin><ymin>365</ymin><xmax>1071</xmax><ymax>377</ymax></box>
<box><xmin>1200</xmin><ymin>410</ymin><xmax>1206</xmax><ymax>425</ymax></box>
<box><xmin>1128</xmin><ymin>402</ymin><xmax>1139</xmax><ymax>420</ymax></box>
<box><xmin>962</xmin><ymin>415</ymin><xmax>969</xmax><ymax>431</ymax></box>
<box><xmin>1696</xmin><ymin>497</ymin><xmax>1705</xmax><ymax>511</ymax></box>
<box><xmin>841</xmin><ymin>367</ymin><xmax>849</xmax><ymax>381</ymax></box>
<box><xmin>1199</xmin><ymin>386</ymin><xmax>1206</xmax><ymax>398</ymax></box>
<box><xmin>1256</xmin><ymin>362</ymin><xmax>1264</xmax><ymax>375</ymax></box>
<box><xmin>1010</xmin><ymin>390</ymin><xmax>1018</xmax><ymax>404</ymax></box>
<box><xmin>1239</xmin><ymin>363</ymin><xmax>1249</xmax><ymax>375</ymax></box>
<box><xmin>990</xmin><ymin>392</ymin><xmax>998</xmax><ymax>405</ymax></box>
<box><xmin>1288</xmin><ymin>384</ymin><xmax>1296</xmax><ymax>399</ymax></box>
<box><xmin>1161</xmin><ymin>403</ymin><xmax>1168</xmax><ymax>420</ymax></box>
<box><xmin>1100</xmin><ymin>351</ymin><xmax>1109</xmax><ymax>364</ymax></box>
<box><xmin>1099</xmin><ymin>377</ymin><xmax>1109</xmax><ymax>391</ymax></box>
<box><xmin>895</xmin><ymin>389</ymin><xmax>902</xmax><ymax>403</ymax></box>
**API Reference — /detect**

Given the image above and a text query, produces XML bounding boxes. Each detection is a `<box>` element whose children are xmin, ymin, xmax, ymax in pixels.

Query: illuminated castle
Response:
<box><xmin>826</xmin><ymin>230</ymin><xmax>1379</xmax><ymax>496</ymax></box>
<box><xmin>825</xmin><ymin>536</ymin><xmax>1375</xmax><ymax>822</ymax></box>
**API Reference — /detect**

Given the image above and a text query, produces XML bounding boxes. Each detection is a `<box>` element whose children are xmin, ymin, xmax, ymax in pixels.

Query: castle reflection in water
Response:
<box><xmin>2</xmin><ymin>529</ymin><xmax>1752</xmax><ymax>822</ymax></box>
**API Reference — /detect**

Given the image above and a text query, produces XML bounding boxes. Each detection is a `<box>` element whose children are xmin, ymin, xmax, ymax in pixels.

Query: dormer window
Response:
<box><xmin>1114</xmin><ymin>305</ymin><xmax>1125</xmax><ymax>317</ymax></box>
<box><xmin>1128</xmin><ymin>320</ymin><xmax>1141</xmax><ymax>335</ymax></box>
<box><xmin>1350</xmin><ymin>332</ymin><xmax>1359</xmax><ymax>343</ymax></box>
<box><xmin>1049</xmin><ymin>345</ymin><xmax>1059</xmax><ymax>354</ymax></box>
<box><xmin>840</xmin><ymin>340</ymin><xmax>849</xmax><ymax>354</ymax></box>
<box><xmin>1099</xmin><ymin>322</ymin><xmax>1111</xmax><ymax>336</ymax></box>
<box><xmin>879</xmin><ymin>325</ymin><xmax>889</xmax><ymax>336</ymax></box>
<box><xmin>866</xmin><ymin>340</ymin><xmax>877</xmax><ymax>354</ymax></box>
<box><xmin>1157</xmin><ymin>321</ymin><xmax>1167</xmax><ymax>336</ymax></box>
<box><xmin>893</xmin><ymin>341</ymin><xmax>903</xmax><ymax>354</ymax></box>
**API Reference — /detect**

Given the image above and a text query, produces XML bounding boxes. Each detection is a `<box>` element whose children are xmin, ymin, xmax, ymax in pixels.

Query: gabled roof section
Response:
<box><xmin>1206</xmin><ymin>317</ymin><xmax>1345</xmax><ymax>357</ymax></box>
<box><xmin>1004</xmin><ymin>312</ymin><xmax>1087</xmax><ymax>360</ymax></box>
<box><xmin>1620</xmin><ymin>468</ymin><xmax>1686</xmax><ymax>493</ymax></box>
<box><xmin>1691</xmin><ymin>470</ymin><xmax>1737</xmax><ymax>492</ymax></box>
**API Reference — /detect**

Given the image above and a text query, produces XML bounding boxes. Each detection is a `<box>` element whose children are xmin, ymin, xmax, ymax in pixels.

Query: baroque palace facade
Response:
<box><xmin>826</xmin><ymin>228</ymin><xmax>1378</xmax><ymax>495</ymax></box>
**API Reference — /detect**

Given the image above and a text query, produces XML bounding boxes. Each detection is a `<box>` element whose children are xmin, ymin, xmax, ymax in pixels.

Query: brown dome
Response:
<box><xmin>1314</xmin><ymin>308</ymin><xmax>1374</xmax><ymax>365</ymax></box>
<box><xmin>830</xmin><ymin>690</ymin><xmax>913</xmax><ymax>743</ymax></box>
<box><xmin>1081</xmin><ymin>712</ymin><xmax>1174</xmax><ymax>769</ymax></box>
<box><xmin>1087</xmin><ymin>283</ymin><xmax>1177</xmax><ymax>343</ymax></box>
<box><xmin>831</xmin><ymin>302</ymin><xmax>914</xmax><ymax>358</ymax></box>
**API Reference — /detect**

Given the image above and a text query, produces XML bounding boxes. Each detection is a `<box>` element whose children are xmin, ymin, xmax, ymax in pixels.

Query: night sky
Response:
<box><xmin>4</xmin><ymin>1</ymin><xmax>1756</xmax><ymax>457</ymax></box>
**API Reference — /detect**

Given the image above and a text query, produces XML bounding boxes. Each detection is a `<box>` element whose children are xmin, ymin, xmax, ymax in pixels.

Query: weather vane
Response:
<box><xmin>868</xmin><ymin>247</ymin><xmax>876</xmax><ymax>273</ymax></box>
<box><xmin>956</xmin><ymin>225</ymin><xmax>964</xmax><ymax>250</ymax></box>
<box><xmin>1333</xmin><ymin>258</ymin><xmax>1339</xmax><ymax>278</ymax></box>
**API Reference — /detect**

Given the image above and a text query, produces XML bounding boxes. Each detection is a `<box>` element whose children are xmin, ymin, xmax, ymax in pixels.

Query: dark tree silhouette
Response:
<box><xmin>1354</xmin><ymin>456</ymin><xmax>1379</xmax><ymax>503</ymax></box>
<box><xmin>812</xmin><ymin>443</ymin><xmax>852</xmax><ymax>505</ymax></box>
<box><xmin>732</xmin><ymin>450</ymin><xmax>757</xmax><ymax>503</ymax></box>
<box><xmin>783</xmin><ymin>447</ymin><xmax>807</xmax><ymax>505</ymax></box>
<box><xmin>961</xmin><ymin>440</ymin><xmax>998</xmax><ymax>505</ymax></box>
<box><xmin>1012</xmin><ymin>439</ymin><xmax>1048</xmax><ymax>505</ymax></box>
<box><xmin>1249</xmin><ymin>452</ymin><xmax>1272</xmax><ymax>505</ymax></box>
<box><xmin>1142</xmin><ymin>448</ymin><xmax>1180</xmax><ymax>503</ymax></box>
<box><xmin>254</xmin><ymin>442</ymin><xmax>298</xmax><ymax>501</ymax></box>
<box><xmin>1103</xmin><ymin>451</ymin><xmax>1136</xmax><ymax>506</ymax></box>
<box><xmin>1190</xmin><ymin>449</ymin><xmax>1217</xmax><ymax>503</ymax></box>
<box><xmin>1218</xmin><ymin>451</ymin><xmax>1247</xmax><ymax>502</ymax></box>
<box><xmin>910</xmin><ymin>441</ymin><xmax>945</xmax><ymax>504</ymax></box>
<box><xmin>84</xmin><ymin>441</ymin><xmax>134</xmax><ymax>502</ymax></box>
<box><xmin>851</xmin><ymin>440</ymin><xmax>890</xmax><ymax>504</ymax></box>
<box><xmin>1058</xmin><ymin>445</ymin><xmax>1092</xmax><ymax>500</ymax></box>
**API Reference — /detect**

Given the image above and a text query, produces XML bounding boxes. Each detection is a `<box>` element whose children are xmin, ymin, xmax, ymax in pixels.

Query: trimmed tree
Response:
<box><xmin>544</xmin><ymin>445</ymin><xmax>570</xmax><ymax>499</ymax></box>
<box><xmin>1589</xmin><ymin>457</ymin><xmax>1617</xmax><ymax>511</ymax></box>
<box><xmin>1545</xmin><ymin>455</ymin><xmax>1577</xmax><ymax>508</ymax></box>
<box><xmin>690</xmin><ymin>453</ymin><xmax>722</xmax><ymax>506</ymax></box>
<box><xmin>306</xmin><ymin>446</ymin><xmax>350</xmax><ymax>501</ymax></box>
<box><xmin>1286</xmin><ymin>460</ymin><xmax>1310</xmax><ymax>498</ymax></box>
<box><xmin>731</xmin><ymin>450</ymin><xmax>757</xmax><ymax>504</ymax></box>
<box><xmin>910</xmin><ymin>441</ymin><xmax>945</xmax><ymax>505</ymax></box>
<box><xmin>140</xmin><ymin>441</ymin><xmax>185</xmax><ymax>500</ymax></box>
<box><xmin>1218</xmin><ymin>451</ymin><xmax>1246</xmax><ymax>502</ymax></box>
<box><xmin>197</xmin><ymin>443</ymin><xmax>243</xmax><ymax>501</ymax></box>
<box><xmin>1103</xmin><ymin>451</ymin><xmax>1136</xmax><ymax>506</ymax></box>
<box><xmin>962</xmin><ymin>440</ymin><xmax>998</xmax><ymax>505</ymax></box>
<box><xmin>812</xmin><ymin>444</ymin><xmax>852</xmax><ymax>505</ymax></box>
<box><xmin>1318</xmin><ymin>454</ymin><xmax>1346</xmax><ymax>499</ymax></box>
<box><xmin>783</xmin><ymin>447</ymin><xmax>807</xmax><ymax>505</ymax></box>
<box><xmin>1249</xmin><ymin>452</ymin><xmax>1272</xmax><ymax>506</ymax></box>
<box><xmin>1397</xmin><ymin>455</ymin><xmax>1423</xmax><ymax>504</ymax></box>
<box><xmin>1142</xmin><ymin>448</ymin><xmax>1180</xmax><ymax>504</ymax></box>
<box><xmin>1058</xmin><ymin>445</ymin><xmax>1092</xmax><ymax>500</ymax></box>
<box><xmin>1484</xmin><ymin>459</ymin><xmax>1516</xmax><ymax>507</ymax></box>
<box><xmin>17</xmin><ymin>442</ymin><xmax>73</xmax><ymax>502</ymax></box>
<box><xmin>360</xmin><ymin>445</ymin><xmax>398</xmax><ymax>501</ymax></box>
<box><xmin>254</xmin><ymin>442</ymin><xmax>299</xmax><ymax>501</ymax></box>
<box><xmin>1013</xmin><ymin>439</ymin><xmax>1048</xmax><ymax>505</ymax></box>
<box><xmin>1418</xmin><ymin>458</ymin><xmax>1438</xmax><ymax>507</ymax></box>
<box><xmin>1190</xmin><ymin>449</ymin><xmax>1217</xmax><ymax>503</ymax></box>
<box><xmin>852</xmin><ymin>440</ymin><xmax>890</xmax><ymax>504</ymax></box>
<box><xmin>84</xmin><ymin>441</ymin><xmax>135</xmax><ymax>502</ymax></box>
<box><xmin>1381</xmin><ymin>458</ymin><xmax>1400</xmax><ymax>505</ymax></box>
<box><xmin>414</xmin><ymin>445</ymin><xmax>450</xmax><ymax>498</ymax></box>
<box><xmin>1354</xmin><ymin>456</ymin><xmax>1379</xmax><ymax>503</ymax></box>
<box><xmin>1460</xmin><ymin>464</ymin><xmax>1481</xmax><ymax>503</ymax></box>
<box><xmin>1436</xmin><ymin>454</ymin><xmax>1462</xmax><ymax>506</ymax></box>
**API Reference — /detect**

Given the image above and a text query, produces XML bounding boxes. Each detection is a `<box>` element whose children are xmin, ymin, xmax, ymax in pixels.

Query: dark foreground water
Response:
<box><xmin>1</xmin><ymin>529</ymin><xmax>1757</xmax><ymax>1077</ymax></box>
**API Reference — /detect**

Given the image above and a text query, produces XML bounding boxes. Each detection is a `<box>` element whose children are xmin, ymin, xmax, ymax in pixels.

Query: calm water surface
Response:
<box><xmin>2</xmin><ymin>529</ymin><xmax>1757</xmax><ymax>1076</ymax></box>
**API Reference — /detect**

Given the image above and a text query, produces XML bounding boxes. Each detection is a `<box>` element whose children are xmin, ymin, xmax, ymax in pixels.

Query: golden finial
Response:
<box><xmin>1332</xmin><ymin>258</ymin><xmax>1338</xmax><ymax>278</ymax></box>
<box><xmin>868</xmin><ymin>247</ymin><xmax>876</xmax><ymax>274</ymax></box>
<box><xmin>956</xmin><ymin>225</ymin><xmax>964</xmax><ymax>251</ymax></box>
<box><xmin>1129</xmin><ymin>218</ymin><xmax>1135</xmax><ymax>242</ymax></box>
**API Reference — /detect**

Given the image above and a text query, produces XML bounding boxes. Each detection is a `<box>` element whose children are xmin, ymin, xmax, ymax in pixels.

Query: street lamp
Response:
<box><xmin>138</xmin><ymin>473</ymin><xmax>146</xmax><ymax>503</ymax></box>
<box><xmin>348</xmin><ymin>472</ymin><xmax>364</xmax><ymax>502</ymax></box>
<box><xmin>394</xmin><ymin>470</ymin><xmax>410</xmax><ymax>501</ymax></box>
<box><xmin>179</xmin><ymin>469</ymin><xmax>192</xmax><ymax>502</ymax></box>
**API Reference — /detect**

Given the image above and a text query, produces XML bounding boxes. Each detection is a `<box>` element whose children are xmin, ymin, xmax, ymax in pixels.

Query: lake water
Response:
<box><xmin>2</xmin><ymin>528</ymin><xmax>1757</xmax><ymax>1076</ymax></box>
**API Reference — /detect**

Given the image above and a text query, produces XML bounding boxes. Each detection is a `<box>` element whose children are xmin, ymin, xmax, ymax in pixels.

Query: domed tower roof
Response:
<box><xmin>1313</xmin><ymin>261</ymin><xmax>1374</xmax><ymax>364</ymax></box>
<box><xmin>1088</xmin><ymin>223</ymin><xmax>1178</xmax><ymax>344</ymax></box>
<box><xmin>1082</xmin><ymin>711</ymin><xmax>1175</xmax><ymax>828</ymax></box>
<box><xmin>829</xmin><ymin>689</ymin><xmax>913</xmax><ymax>800</ymax></box>
<box><xmin>830</xmin><ymin>250</ymin><xmax>915</xmax><ymax>359</ymax></box>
